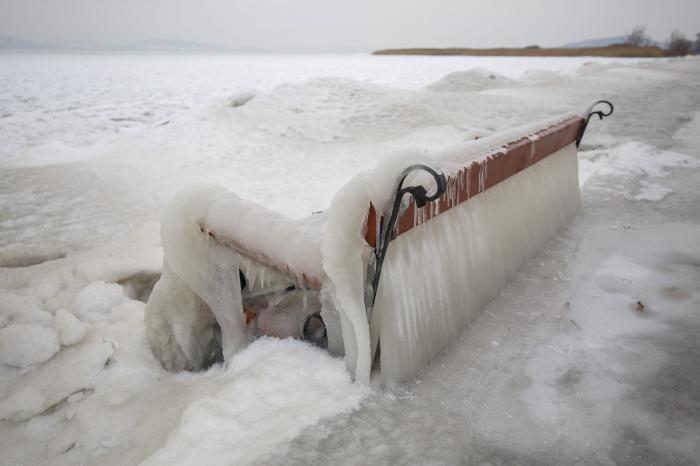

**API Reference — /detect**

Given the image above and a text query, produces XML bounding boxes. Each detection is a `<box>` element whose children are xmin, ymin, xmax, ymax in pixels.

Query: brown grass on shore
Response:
<box><xmin>373</xmin><ymin>44</ymin><xmax>669</xmax><ymax>58</ymax></box>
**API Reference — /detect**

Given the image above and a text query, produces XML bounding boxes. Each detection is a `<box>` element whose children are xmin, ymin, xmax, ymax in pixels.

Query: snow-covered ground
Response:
<box><xmin>1</xmin><ymin>53</ymin><xmax>699</xmax><ymax>465</ymax></box>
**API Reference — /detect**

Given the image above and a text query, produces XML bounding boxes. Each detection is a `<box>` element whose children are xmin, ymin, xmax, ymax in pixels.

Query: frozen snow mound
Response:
<box><xmin>0</xmin><ymin>324</ymin><xmax>60</xmax><ymax>368</ymax></box>
<box><xmin>425</xmin><ymin>69</ymin><xmax>512</xmax><ymax>92</ymax></box>
<box><xmin>145</xmin><ymin>112</ymin><xmax>595</xmax><ymax>385</ymax></box>
<box><xmin>140</xmin><ymin>337</ymin><xmax>368</xmax><ymax>466</ymax></box>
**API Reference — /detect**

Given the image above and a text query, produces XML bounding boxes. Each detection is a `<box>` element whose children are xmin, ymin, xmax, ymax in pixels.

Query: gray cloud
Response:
<box><xmin>1</xmin><ymin>0</ymin><xmax>698</xmax><ymax>51</ymax></box>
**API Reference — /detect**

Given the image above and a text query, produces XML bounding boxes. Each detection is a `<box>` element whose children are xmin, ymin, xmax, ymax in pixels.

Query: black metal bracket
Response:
<box><xmin>576</xmin><ymin>100</ymin><xmax>614</xmax><ymax>148</ymax></box>
<box><xmin>364</xmin><ymin>164</ymin><xmax>447</xmax><ymax>321</ymax></box>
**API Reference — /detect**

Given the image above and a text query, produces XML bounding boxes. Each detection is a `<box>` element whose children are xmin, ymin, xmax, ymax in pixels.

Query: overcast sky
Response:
<box><xmin>1</xmin><ymin>0</ymin><xmax>698</xmax><ymax>51</ymax></box>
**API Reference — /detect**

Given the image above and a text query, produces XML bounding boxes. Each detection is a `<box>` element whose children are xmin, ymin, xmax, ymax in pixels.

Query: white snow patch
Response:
<box><xmin>425</xmin><ymin>69</ymin><xmax>512</xmax><ymax>92</ymax></box>
<box><xmin>517</xmin><ymin>248</ymin><xmax>672</xmax><ymax>454</ymax></box>
<box><xmin>71</xmin><ymin>282</ymin><xmax>126</xmax><ymax>323</ymax></box>
<box><xmin>0</xmin><ymin>293</ymin><xmax>52</xmax><ymax>327</ymax></box>
<box><xmin>0</xmin><ymin>324</ymin><xmax>60</xmax><ymax>368</ymax></box>
<box><xmin>598</xmin><ymin>142</ymin><xmax>700</xmax><ymax>179</ymax></box>
<box><xmin>629</xmin><ymin>181</ymin><xmax>673</xmax><ymax>201</ymax></box>
<box><xmin>0</xmin><ymin>387</ymin><xmax>46</xmax><ymax>422</ymax></box>
<box><xmin>141</xmin><ymin>338</ymin><xmax>368</xmax><ymax>466</ymax></box>
<box><xmin>53</xmin><ymin>309</ymin><xmax>87</xmax><ymax>346</ymax></box>
<box><xmin>0</xmin><ymin>339</ymin><xmax>115</xmax><ymax>421</ymax></box>
<box><xmin>584</xmin><ymin>141</ymin><xmax>700</xmax><ymax>199</ymax></box>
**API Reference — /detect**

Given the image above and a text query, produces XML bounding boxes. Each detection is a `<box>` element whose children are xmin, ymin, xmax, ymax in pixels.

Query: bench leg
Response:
<box><xmin>145</xmin><ymin>262</ymin><xmax>222</xmax><ymax>371</ymax></box>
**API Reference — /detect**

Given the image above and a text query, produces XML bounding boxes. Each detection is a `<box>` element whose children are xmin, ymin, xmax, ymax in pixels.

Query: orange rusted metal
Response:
<box><xmin>244</xmin><ymin>309</ymin><xmax>257</xmax><ymax>326</ymax></box>
<box><xmin>364</xmin><ymin>116</ymin><xmax>584</xmax><ymax>248</ymax></box>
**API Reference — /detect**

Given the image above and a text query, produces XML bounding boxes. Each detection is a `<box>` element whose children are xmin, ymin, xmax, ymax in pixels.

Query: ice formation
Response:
<box><xmin>145</xmin><ymin>185</ymin><xmax>326</xmax><ymax>372</ymax></box>
<box><xmin>146</xmin><ymin>114</ymin><xmax>581</xmax><ymax>385</ymax></box>
<box><xmin>320</xmin><ymin>117</ymin><xmax>581</xmax><ymax>383</ymax></box>
<box><xmin>370</xmin><ymin>144</ymin><xmax>579</xmax><ymax>382</ymax></box>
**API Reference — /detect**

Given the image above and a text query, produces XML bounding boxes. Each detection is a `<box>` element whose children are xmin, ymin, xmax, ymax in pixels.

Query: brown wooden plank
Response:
<box><xmin>364</xmin><ymin>116</ymin><xmax>584</xmax><ymax>247</ymax></box>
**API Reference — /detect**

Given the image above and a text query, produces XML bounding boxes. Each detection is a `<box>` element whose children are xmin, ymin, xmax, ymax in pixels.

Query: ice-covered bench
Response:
<box><xmin>145</xmin><ymin>102</ymin><xmax>612</xmax><ymax>385</ymax></box>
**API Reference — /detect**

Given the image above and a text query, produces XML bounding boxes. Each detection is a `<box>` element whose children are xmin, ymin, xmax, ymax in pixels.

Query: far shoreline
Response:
<box><xmin>373</xmin><ymin>44</ymin><xmax>669</xmax><ymax>58</ymax></box>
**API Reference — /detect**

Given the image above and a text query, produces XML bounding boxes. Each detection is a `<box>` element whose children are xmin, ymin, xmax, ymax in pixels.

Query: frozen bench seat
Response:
<box><xmin>145</xmin><ymin>102</ymin><xmax>612</xmax><ymax>384</ymax></box>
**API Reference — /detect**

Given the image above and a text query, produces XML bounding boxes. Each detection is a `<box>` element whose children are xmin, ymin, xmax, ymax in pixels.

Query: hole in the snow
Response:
<box><xmin>63</xmin><ymin>442</ymin><xmax>76</xmax><ymax>454</ymax></box>
<box><xmin>0</xmin><ymin>252</ymin><xmax>66</xmax><ymax>268</ymax></box>
<box><xmin>228</xmin><ymin>91</ymin><xmax>255</xmax><ymax>108</ymax></box>
<box><xmin>118</xmin><ymin>272</ymin><xmax>161</xmax><ymax>303</ymax></box>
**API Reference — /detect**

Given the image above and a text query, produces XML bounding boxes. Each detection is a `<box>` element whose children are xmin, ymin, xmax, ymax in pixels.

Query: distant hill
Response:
<box><xmin>562</xmin><ymin>36</ymin><xmax>626</xmax><ymax>48</ymax></box>
<box><xmin>0</xmin><ymin>34</ymin><xmax>235</xmax><ymax>52</ymax></box>
<box><xmin>0</xmin><ymin>34</ymin><xmax>47</xmax><ymax>49</ymax></box>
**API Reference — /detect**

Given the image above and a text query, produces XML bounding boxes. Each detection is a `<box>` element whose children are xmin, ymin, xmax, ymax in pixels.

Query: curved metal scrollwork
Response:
<box><xmin>364</xmin><ymin>164</ymin><xmax>447</xmax><ymax>321</ymax></box>
<box><xmin>576</xmin><ymin>100</ymin><xmax>614</xmax><ymax>148</ymax></box>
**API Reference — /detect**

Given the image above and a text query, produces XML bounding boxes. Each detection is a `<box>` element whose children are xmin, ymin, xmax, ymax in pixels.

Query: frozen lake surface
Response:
<box><xmin>0</xmin><ymin>53</ymin><xmax>649</xmax><ymax>167</ymax></box>
<box><xmin>0</xmin><ymin>53</ymin><xmax>699</xmax><ymax>465</ymax></box>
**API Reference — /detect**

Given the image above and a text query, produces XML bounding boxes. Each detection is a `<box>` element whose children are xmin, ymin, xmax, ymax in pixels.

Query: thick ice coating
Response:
<box><xmin>145</xmin><ymin>114</ymin><xmax>581</xmax><ymax>385</ymax></box>
<box><xmin>370</xmin><ymin>144</ymin><xmax>579</xmax><ymax>383</ymax></box>
<box><xmin>145</xmin><ymin>185</ymin><xmax>326</xmax><ymax>371</ymax></box>
<box><xmin>320</xmin><ymin>116</ymin><xmax>581</xmax><ymax>384</ymax></box>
